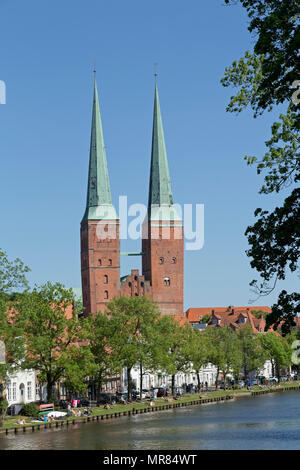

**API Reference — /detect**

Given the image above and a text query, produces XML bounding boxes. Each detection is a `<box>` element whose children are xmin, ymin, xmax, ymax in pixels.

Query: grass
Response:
<box><xmin>2</xmin><ymin>381</ymin><xmax>300</xmax><ymax>431</ymax></box>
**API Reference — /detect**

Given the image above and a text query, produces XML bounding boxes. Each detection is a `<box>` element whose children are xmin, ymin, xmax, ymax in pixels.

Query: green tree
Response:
<box><xmin>104</xmin><ymin>296</ymin><xmax>162</xmax><ymax>400</ymax></box>
<box><xmin>155</xmin><ymin>316</ymin><xmax>193</xmax><ymax>395</ymax></box>
<box><xmin>259</xmin><ymin>331</ymin><xmax>292</xmax><ymax>381</ymax></box>
<box><xmin>185</xmin><ymin>328</ymin><xmax>210</xmax><ymax>389</ymax></box>
<box><xmin>223</xmin><ymin>1</ymin><xmax>300</xmax><ymax>118</ymax></box>
<box><xmin>236</xmin><ymin>324</ymin><xmax>266</xmax><ymax>382</ymax></box>
<box><xmin>206</xmin><ymin>327</ymin><xmax>242</xmax><ymax>389</ymax></box>
<box><xmin>15</xmin><ymin>282</ymin><xmax>94</xmax><ymax>402</ymax></box>
<box><xmin>251</xmin><ymin>310</ymin><xmax>268</xmax><ymax>320</ymax></box>
<box><xmin>85</xmin><ymin>312</ymin><xmax>121</xmax><ymax>400</ymax></box>
<box><xmin>201</xmin><ymin>314</ymin><xmax>211</xmax><ymax>324</ymax></box>
<box><xmin>221</xmin><ymin>1</ymin><xmax>300</xmax><ymax>332</ymax></box>
<box><xmin>0</xmin><ymin>398</ymin><xmax>8</xmax><ymax>428</ymax></box>
<box><xmin>0</xmin><ymin>249</ymin><xmax>30</xmax><ymax>296</ymax></box>
<box><xmin>0</xmin><ymin>249</ymin><xmax>29</xmax><ymax>426</ymax></box>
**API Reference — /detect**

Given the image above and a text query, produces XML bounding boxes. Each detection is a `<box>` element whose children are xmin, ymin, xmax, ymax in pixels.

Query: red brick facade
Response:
<box><xmin>81</xmin><ymin>220</ymin><xmax>184</xmax><ymax>316</ymax></box>
<box><xmin>81</xmin><ymin>219</ymin><xmax>120</xmax><ymax>314</ymax></box>
<box><xmin>142</xmin><ymin>220</ymin><xmax>184</xmax><ymax>316</ymax></box>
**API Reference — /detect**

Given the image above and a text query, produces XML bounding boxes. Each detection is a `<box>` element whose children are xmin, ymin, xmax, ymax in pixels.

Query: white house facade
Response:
<box><xmin>6</xmin><ymin>369</ymin><xmax>36</xmax><ymax>407</ymax></box>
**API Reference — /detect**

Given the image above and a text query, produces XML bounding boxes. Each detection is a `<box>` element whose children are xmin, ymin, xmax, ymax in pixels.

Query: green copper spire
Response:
<box><xmin>82</xmin><ymin>78</ymin><xmax>117</xmax><ymax>221</ymax></box>
<box><xmin>147</xmin><ymin>83</ymin><xmax>181</xmax><ymax>221</ymax></box>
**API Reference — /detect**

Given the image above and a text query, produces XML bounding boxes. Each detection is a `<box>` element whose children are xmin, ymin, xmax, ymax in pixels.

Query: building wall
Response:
<box><xmin>6</xmin><ymin>369</ymin><xmax>36</xmax><ymax>406</ymax></box>
<box><xmin>142</xmin><ymin>221</ymin><xmax>184</xmax><ymax>316</ymax></box>
<box><xmin>81</xmin><ymin>219</ymin><xmax>120</xmax><ymax>314</ymax></box>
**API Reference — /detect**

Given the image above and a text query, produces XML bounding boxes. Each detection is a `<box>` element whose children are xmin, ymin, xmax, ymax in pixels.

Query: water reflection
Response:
<box><xmin>1</xmin><ymin>391</ymin><xmax>300</xmax><ymax>450</ymax></box>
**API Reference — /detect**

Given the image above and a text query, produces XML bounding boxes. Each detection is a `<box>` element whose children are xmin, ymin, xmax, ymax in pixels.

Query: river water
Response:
<box><xmin>1</xmin><ymin>391</ymin><xmax>300</xmax><ymax>450</ymax></box>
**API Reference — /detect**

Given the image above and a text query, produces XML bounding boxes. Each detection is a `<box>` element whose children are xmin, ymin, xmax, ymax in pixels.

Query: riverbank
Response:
<box><xmin>1</xmin><ymin>381</ymin><xmax>300</xmax><ymax>436</ymax></box>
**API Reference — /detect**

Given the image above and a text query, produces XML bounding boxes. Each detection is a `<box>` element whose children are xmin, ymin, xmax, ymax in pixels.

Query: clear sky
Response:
<box><xmin>0</xmin><ymin>0</ymin><xmax>297</xmax><ymax>309</ymax></box>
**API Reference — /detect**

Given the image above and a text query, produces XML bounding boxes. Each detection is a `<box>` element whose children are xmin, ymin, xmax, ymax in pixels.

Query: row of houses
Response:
<box><xmin>3</xmin><ymin>304</ymin><xmax>291</xmax><ymax>407</ymax></box>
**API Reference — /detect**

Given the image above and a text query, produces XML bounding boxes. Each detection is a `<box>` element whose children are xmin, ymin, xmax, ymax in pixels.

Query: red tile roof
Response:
<box><xmin>185</xmin><ymin>306</ymin><xmax>272</xmax><ymax>334</ymax></box>
<box><xmin>185</xmin><ymin>306</ymin><xmax>271</xmax><ymax>323</ymax></box>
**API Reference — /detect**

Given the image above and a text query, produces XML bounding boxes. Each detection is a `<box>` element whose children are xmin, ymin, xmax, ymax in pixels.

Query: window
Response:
<box><xmin>12</xmin><ymin>382</ymin><xmax>16</xmax><ymax>401</ymax></box>
<box><xmin>36</xmin><ymin>383</ymin><xmax>40</xmax><ymax>400</ymax></box>
<box><xmin>98</xmin><ymin>259</ymin><xmax>102</xmax><ymax>266</ymax></box>
<box><xmin>159</xmin><ymin>257</ymin><xmax>164</xmax><ymax>264</ymax></box>
<box><xmin>172</xmin><ymin>257</ymin><xmax>177</xmax><ymax>264</ymax></box>
<box><xmin>104</xmin><ymin>275</ymin><xmax>108</xmax><ymax>284</ymax></box>
<box><xmin>134</xmin><ymin>276</ymin><xmax>138</xmax><ymax>281</ymax></box>
<box><xmin>128</xmin><ymin>282</ymin><xmax>132</xmax><ymax>287</ymax></box>
<box><xmin>164</xmin><ymin>277</ymin><xmax>170</xmax><ymax>287</ymax></box>
<box><xmin>6</xmin><ymin>381</ymin><xmax>11</xmax><ymax>401</ymax></box>
<box><xmin>141</xmin><ymin>282</ymin><xmax>144</xmax><ymax>288</ymax></box>
<box><xmin>108</xmin><ymin>259</ymin><xmax>112</xmax><ymax>266</ymax></box>
<box><xmin>27</xmin><ymin>382</ymin><xmax>32</xmax><ymax>400</ymax></box>
<box><xmin>104</xmin><ymin>290</ymin><xmax>109</xmax><ymax>299</ymax></box>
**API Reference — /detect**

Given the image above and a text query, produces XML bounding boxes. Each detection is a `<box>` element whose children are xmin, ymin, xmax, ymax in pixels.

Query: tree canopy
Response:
<box><xmin>222</xmin><ymin>0</ymin><xmax>300</xmax><ymax>332</ymax></box>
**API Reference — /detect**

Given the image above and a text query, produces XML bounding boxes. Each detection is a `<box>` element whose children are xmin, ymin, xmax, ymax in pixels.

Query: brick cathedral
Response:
<box><xmin>80</xmin><ymin>78</ymin><xmax>183</xmax><ymax>317</ymax></box>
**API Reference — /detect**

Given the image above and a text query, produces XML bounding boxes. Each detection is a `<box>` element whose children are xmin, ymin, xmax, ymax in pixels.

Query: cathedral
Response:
<box><xmin>80</xmin><ymin>78</ymin><xmax>184</xmax><ymax>317</ymax></box>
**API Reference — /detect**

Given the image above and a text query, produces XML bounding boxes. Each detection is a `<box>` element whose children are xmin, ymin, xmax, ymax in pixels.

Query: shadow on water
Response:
<box><xmin>1</xmin><ymin>391</ymin><xmax>300</xmax><ymax>450</ymax></box>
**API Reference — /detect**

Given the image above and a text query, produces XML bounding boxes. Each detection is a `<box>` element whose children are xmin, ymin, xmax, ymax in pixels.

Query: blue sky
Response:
<box><xmin>0</xmin><ymin>0</ymin><xmax>297</xmax><ymax>309</ymax></box>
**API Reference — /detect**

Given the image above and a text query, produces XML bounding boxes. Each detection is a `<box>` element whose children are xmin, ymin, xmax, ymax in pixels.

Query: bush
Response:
<box><xmin>21</xmin><ymin>402</ymin><xmax>39</xmax><ymax>418</ymax></box>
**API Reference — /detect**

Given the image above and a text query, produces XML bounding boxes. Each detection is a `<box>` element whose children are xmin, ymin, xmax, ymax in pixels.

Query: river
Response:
<box><xmin>1</xmin><ymin>391</ymin><xmax>300</xmax><ymax>450</ymax></box>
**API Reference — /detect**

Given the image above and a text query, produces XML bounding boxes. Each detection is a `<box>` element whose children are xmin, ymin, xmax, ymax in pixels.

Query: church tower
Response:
<box><xmin>81</xmin><ymin>78</ymin><xmax>120</xmax><ymax>315</ymax></box>
<box><xmin>142</xmin><ymin>83</ymin><xmax>184</xmax><ymax>316</ymax></box>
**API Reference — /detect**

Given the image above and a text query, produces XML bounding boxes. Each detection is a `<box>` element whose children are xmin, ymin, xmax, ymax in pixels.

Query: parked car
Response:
<box><xmin>116</xmin><ymin>392</ymin><xmax>129</xmax><ymax>403</ymax></box>
<box><xmin>269</xmin><ymin>377</ymin><xmax>278</xmax><ymax>383</ymax></box>
<box><xmin>156</xmin><ymin>387</ymin><xmax>168</xmax><ymax>397</ymax></box>
<box><xmin>58</xmin><ymin>399</ymin><xmax>69</xmax><ymax>409</ymax></box>
<box><xmin>279</xmin><ymin>376</ymin><xmax>288</xmax><ymax>382</ymax></box>
<box><xmin>77</xmin><ymin>398</ymin><xmax>91</xmax><ymax>407</ymax></box>
<box><xmin>174</xmin><ymin>387</ymin><xmax>185</xmax><ymax>396</ymax></box>
<box><xmin>97</xmin><ymin>393</ymin><xmax>117</xmax><ymax>405</ymax></box>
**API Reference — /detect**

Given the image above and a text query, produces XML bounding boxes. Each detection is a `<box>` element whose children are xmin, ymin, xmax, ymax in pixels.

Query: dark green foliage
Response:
<box><xmin>20</xmin><ymin>402</ymin><xmax>39</xmax><ymax>418</ymax></box>
<box><xmin>223</xmin><ymin>0</ymin><xmax>300</xmax><ymax>119</ymax></box>
<box><xmin>268</xmin><ymin>291</ymin><xmax>300</xmax><ymax>335</ymax></box>
<box><xmin>245</xmin><ymin>189</ymin><xmax>300</xmax><ymax>283</ymax></box>
<box><xmin>201</xmin><ymin>314</ymin><xmax>212</xmax><ymax>324</ymax></box>
<box><xmin>222</xmin><ymin>0</ymin><xmax>300</xmax><ymax>332</ymax></box>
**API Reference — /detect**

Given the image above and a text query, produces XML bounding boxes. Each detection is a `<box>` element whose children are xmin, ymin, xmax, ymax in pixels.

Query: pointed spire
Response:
<box><xmin>148</xmin><ymin>83</ymin><xmax>181</xmax><ymax>221</ymax></box>
<box><xmin>82</xmin><ymin>78</ymin><xmax>117</xmax><ymax>221</ymax></box>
